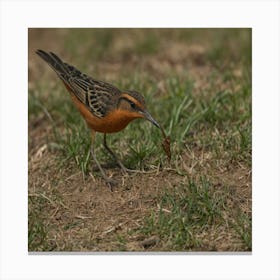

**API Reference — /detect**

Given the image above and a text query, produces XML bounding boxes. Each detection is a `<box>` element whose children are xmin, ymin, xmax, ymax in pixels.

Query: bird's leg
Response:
<box><xmin>90</xmin><ymin>131</ymin><xmax>116</xmax><ymax>190</ymax></box>
<box><xmin>103</xmin><ymin>133</ymin><xmax>129</xmax><ymax>175</ymax></box>
<box><xmin>103</xmin><ymin>133</ymin><xmax>143</xmax><ymax>175</ymax></box>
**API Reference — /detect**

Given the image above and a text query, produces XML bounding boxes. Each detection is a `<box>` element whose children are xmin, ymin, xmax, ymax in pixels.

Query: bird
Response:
<box><xmin>35</xmin><ymin>49</ymin><xmax>160</xmax><ymax>188</ymax></box>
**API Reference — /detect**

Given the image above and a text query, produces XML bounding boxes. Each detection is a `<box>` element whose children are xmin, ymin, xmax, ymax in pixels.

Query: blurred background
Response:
<box><xmin>29</xmin><ymin>28</ymin><xmax>251</xmax><ymax>91</ymax></box>
<box><xmin>28</xmin><ymin>29</ymin><xmax>251</xmax><ymax>252</ymax></box>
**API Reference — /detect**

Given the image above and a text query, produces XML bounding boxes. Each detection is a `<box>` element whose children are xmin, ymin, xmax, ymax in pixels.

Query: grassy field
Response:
<box><xmin>28</xmin><ymin>28</ymin><xmax>251</xmax><ymax>252</ymax></box>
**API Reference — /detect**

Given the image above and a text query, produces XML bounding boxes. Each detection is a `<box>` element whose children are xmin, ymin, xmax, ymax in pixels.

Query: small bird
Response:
<box><xmin>36</xmin><ymin>50</ymin><xmax>160</xmax><ymax>188</ymax></box>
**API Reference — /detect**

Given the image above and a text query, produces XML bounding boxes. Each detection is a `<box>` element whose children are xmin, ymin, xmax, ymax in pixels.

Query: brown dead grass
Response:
<box><xmin>29</xmin><ymin>128</ymin><xmax>251</xmax><ymax>252</ymax></box>
<box><xmin>29</xmin><ymin>145</ymin><xmax>250</xmax><ymax>251</ymax></box>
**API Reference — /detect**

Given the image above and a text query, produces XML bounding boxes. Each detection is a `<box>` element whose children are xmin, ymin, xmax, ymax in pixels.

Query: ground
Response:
<box><xmin>28</xmin><ymin>28</ymin><xmax>252</xmax><ymax>252</ymax></box>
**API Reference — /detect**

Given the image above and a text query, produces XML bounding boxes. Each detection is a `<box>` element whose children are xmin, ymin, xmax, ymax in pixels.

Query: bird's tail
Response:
<box><xmin>36</xmin><ymin>49</ymin><xmax>69</xmax><ymax>78</ymax></box>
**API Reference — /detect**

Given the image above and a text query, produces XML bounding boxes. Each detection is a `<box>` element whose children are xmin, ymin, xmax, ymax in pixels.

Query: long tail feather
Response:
<box><xmin>36</xmin><ymin>49</ymin><xmax>69</xmax><ymax>77</ymax></box>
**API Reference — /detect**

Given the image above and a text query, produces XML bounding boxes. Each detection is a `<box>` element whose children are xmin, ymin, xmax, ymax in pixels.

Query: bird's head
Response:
<box><xmin>117</xmin><ymin>90</ymin><xmax>160</xmax><ymax>128</ymax></box>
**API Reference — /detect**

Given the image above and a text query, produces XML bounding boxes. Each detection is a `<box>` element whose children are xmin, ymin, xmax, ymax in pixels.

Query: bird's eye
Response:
<box><xmin>130</xmin><ymin>102</ymin><xmax>136</xmax><ymax>109</ymax></box>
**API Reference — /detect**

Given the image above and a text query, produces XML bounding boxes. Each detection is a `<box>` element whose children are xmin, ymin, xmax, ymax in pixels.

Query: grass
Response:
<box><xmin>141</xmin><ymin>178</ymin><xmax>251</xmax><ymax>251</ymax></box>
<box><xmin>28</xmin><ymin>196</ymin><xmax>48</xmax><ymax>251</ymax></box>
<box><xmin>141</xmin><ymin>178</ymin><xmax>227</xmax><ymax>250</ymax></box>
<box><xmin>28</xmin><ymin>28</ymin><xmax>251</xmax><ymax>251</ymax></box>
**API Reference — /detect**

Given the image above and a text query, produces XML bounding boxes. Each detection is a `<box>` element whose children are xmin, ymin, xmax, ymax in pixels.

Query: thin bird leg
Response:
<box><xmin>103</xmin><ymin>133</ymin><xmax>128</xmax><ymax>174</ymax></box>
<box><xmin>103</xmin><ymin>133</ymin><xmax>142</xmax><ymax>174</ymax></box>
<box><xmin>90</xmin><ymin>131</ymin><xmax>116</xmax><ymax>189</ymax></box>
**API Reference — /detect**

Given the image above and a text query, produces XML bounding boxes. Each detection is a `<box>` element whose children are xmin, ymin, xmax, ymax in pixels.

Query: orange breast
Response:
<box><xmin>70</xmin><ymin>92</ymin><xmax>143</xmax><ymax>133</ymax></box>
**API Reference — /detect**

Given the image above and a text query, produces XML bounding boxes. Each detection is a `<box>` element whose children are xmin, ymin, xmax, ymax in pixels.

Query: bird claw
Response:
<box><xmin>121</xmin><ymin>167</ymin><xmax>136</xmax><ymax>175</ymax></box>
<box><xmin>105</xmin><ymin>178</ymin><xmax>118</xmax><ymax>191</ymax></box>
<box><xmin>120</xmin><ymin>166</ymin><xmax>147</xmax><ymax>174</ymax></box>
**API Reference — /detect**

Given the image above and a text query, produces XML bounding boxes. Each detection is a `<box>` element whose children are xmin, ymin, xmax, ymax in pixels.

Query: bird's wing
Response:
<box><xmin>36</xmin><ymin>49</ymin><xmax>121</xmax><ymax>118</ymax></box>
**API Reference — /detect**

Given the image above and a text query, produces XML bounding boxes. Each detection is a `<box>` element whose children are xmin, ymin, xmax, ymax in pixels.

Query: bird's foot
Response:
<box><xmin>104</xmin><ymin>177</ymin><xmax>118</xmax><ymax>191</ymax></box>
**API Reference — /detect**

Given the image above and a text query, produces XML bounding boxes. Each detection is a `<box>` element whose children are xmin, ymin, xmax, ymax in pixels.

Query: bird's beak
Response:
<box><xmin>142</xmin><ymin>110</ymin><xmax>160</xmax><ymax>128</ymax></box>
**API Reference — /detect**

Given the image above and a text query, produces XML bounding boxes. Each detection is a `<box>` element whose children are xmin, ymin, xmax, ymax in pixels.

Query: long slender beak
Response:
<box><xmin>142</xmin><ymin>110</ymin><xmax>160</xmax><ymax>128</ymax></box>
